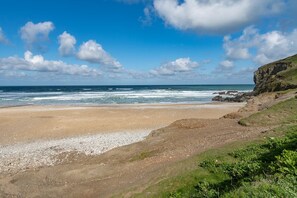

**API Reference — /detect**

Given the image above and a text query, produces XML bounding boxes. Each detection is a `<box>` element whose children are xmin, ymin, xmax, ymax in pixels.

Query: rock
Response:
<box><xmin>212</xmin><ymin>92</ymin><xmax>253</xmax><ymax>103</ymax></box>
<box><xmin>213</xmin><ymin>91</ymin><xmax>239</xmax><ymax>96</ymax></box>
<box><xmin>212</xmin><ymin>95</ymin><xmax>224</xmax><ymax>102</ymax></box>
<box><xmin>213</xmin><ymin>91</ymin><xmax>226</xmax><ymax>95</ymax></box>
<box><xmin>226</xmin><ymin>90</ymin><xmax>238</xmax><ymax>95</ymax></box>
<box><xmin>253</xmin><ymin>54</ymin><xmax>297</xmax><ymax>95</ymax></box>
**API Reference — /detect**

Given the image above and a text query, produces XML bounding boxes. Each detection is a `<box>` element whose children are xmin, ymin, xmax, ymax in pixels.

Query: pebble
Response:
<box><xmin>0</xmin><ymin>130</ymin><xmax>150</xmax><ymax>173</ymax></box>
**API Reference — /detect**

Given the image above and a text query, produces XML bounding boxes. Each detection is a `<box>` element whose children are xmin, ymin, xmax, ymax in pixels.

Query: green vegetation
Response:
<box><xmin>133</xmin><ymin>141</ymin><xmax>253</xmax><ymax>198</ymax></box>
<box><xmin>133</xmin><ymin>97</ymin><xmax>297</xmax><ymax>197</ymax></box>
<box><xmin>167</xmin><ymin>125</ymin><xmax>297</xmax><ymax>198</ymax></box>
<box><xmin>282</xmin><ymin>54</ymin><xmax>297</xmax><ymax>64</ymax></box>
<box><xmin>279</xmin><ymin>67</ymin><xmax>297</xmax><ymax>85</ymax></box>
<box><xmin>239</xmin><ymin>97</ymin><xmax>297</xmax><ymax>126</ymax></box>
<box><xmin>260</xmin><ymin>54</ymin><xmax>297</xmax><ymax>70</ymax></box>
<box><xmin>254</xmin><ymin>54</ymin><xmax>297</xmax><ymax>94</ymax></box>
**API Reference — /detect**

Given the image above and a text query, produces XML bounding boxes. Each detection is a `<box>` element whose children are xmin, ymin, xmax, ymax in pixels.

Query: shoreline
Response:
<box><xmin>0</xmin><ymin>101</ymin><xmax>245</xmax><ymax>110</ymax></box>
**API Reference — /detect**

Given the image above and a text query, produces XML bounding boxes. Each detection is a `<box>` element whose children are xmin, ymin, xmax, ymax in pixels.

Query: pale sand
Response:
<box><xmin>0</xmin><ymin>103</ymin><xmax>244</xmax><ymax>145</ymax></box>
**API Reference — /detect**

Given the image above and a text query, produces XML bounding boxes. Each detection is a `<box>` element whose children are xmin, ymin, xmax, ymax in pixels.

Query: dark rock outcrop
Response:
<box><xmin>212</xmin><ymin>92</ymin><xmax>253</xmax><ymax>103</ymax></box>
<box><xmin>253</xmin><ymin>54</ymin><xmax>297</xmax><ymax>95</ymax></box>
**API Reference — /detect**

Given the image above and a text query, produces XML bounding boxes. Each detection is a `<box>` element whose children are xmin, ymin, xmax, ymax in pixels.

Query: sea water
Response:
<box><xmin>0</xmin><ymin>85</ymin><xmax>254</xmax><ymax>106</ymax></box>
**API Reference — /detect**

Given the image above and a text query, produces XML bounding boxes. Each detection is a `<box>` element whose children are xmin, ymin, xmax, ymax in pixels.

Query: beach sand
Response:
<box><xmin>1</xmin><ymin>102</ymin><xmax>261</xmax><ymax>197</ymax></box>
<box><xmin>0</xmin><ymin>103</ymin><xmax>244</xmax><ymax>145</ymax></box>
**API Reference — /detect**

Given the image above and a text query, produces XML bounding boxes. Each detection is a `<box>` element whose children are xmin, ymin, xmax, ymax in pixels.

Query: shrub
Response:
<box><xmin>274</xmin><ymin>150</ymin><xmax>297</xmax><ymax>176</ymax></box>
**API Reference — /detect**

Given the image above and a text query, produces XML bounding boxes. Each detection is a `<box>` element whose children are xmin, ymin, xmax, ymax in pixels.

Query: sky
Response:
<box><xmin>0</xmin><ymin>0</ymin><xmax>297</xmax><ymax>85</ymax></box>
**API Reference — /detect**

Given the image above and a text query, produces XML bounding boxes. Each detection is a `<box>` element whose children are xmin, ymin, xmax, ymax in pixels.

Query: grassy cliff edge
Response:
<box><xmin>254</xmin><ymin>54</ymin><xmax>297</xmax><ymax>95</ymax></box>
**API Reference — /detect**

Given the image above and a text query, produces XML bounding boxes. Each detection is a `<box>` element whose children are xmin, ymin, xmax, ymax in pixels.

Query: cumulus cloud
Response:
<box><xmin>219</xmin><ymin>60</ymin><xmax>234</xmax><ymax>70</ymax></box>
<box><xmin>77</xmin><ymin>40</ymin><xmax>122</xmax><ymax>69</ymax></box>
<box><xmin>20</xmin><ymin>21</ymin><xmax>54</xmax><ymax>49</ymax></box>
<box><xmin>58</xmin><ymin>31</ymin><xmax>76</xmax><ymax>56</ymax></box>
<box><xmin>214</xmin><ymin>60</ymin><xmax>234</xmax><ymax>74</ymax></box>
<box><xmin>223</xmin><ymin>26</ymin><xmax>297</xmax><ymax>65</ymax></box>
<box><xmin>150</xmin><ymin>57</ymin><xmax>199</xmax><ymax>76</ymax></box>
<box><xmin>153</xmin><ymin>0</ymin><xmax>285</xmax><ymax>34</ymax></box>
<box><xmin>0</xmin><ymin>51</ymin><xmax>100</xmax><ymax>77</ymax></box>
<box><xmin>0</xmin><ymin>27</ymin><xmax>8</xmax><ymax>44</ymax></box>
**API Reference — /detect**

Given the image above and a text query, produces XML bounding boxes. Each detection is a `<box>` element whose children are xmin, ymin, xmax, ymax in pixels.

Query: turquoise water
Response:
<box><xmin>0</xmin><ymin>85</ymin><xmax>254</xmax><ymax>106</ymax></box>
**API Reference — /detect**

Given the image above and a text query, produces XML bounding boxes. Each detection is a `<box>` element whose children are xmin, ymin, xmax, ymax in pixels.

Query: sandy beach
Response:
<box><xmin>0</xmin><ymin>102</ymin><xmax>256</xmax><ymax>197</ymax></box>
<box><xmin>0</xmin><ymin>103</ymin><xmax>244</xmax><ymax>173</ymax></box>
<box><xmin>0</xmin><ymin>103</ymin><xmax>244</xmax><ymax>145</ymax></box>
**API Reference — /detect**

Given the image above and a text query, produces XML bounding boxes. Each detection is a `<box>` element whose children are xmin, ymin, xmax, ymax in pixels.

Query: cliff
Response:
<box><xmin>254</xmin><ymin>54</ymin><xmax>297</xmax><ymax>95</ymax></box>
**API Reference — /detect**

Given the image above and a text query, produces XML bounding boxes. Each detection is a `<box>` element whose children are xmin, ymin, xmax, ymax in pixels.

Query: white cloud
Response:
<box><xmin>219</xmin><ymin>60</ymin><xmax>234</xmax><ymax>69</ymax></box>
<box><xmin>0</xmin><ymin>27</ymin><xmax>8</xmax><ymax>44</ymax></box>
<box><xmin>0</xmin><ymin>51</ymin><xmax>100</xmax><ymax>77</ymax></box>
<box><xmin>228</xmin><ymin>67</ymin><xmax>256</xmax><ymax>78</ymax></box>
<box><xmin>254</xmin><ymin>30</ymin><xmax>297</xmax><ymax>64</ymax></box>
<box><xmin>77</xmin><ymin>40</ymin><xmax>122</xmax><ymax>69</ymax></box>
<box><xmin>214</xmin><ymin>60</ymin><xmax>234</xmax><ymax>74</ymax></box>
<box><xmin>58</xmin><ymin>31</ymin><xmax>76</xmax><ymax>56</ymax></box>
<box><xmin>223</xmin><ymin>26</ymin><xmax>297</xmax><ymax>65</ymax></box>
<box><xmin>139</xmin><ymin>6</ymin><xmax>155</xmax><ymax>25</ymax></box>
<box><xmin>153</xmin><ymin>0</ymin><xmax>284</xmax><ymax>34</ymax></box>
<box><xmin>150</xmin><ymin>57</ymin><xmax>199</xmax><ymax>76</ymax></box>
<box><xmin>0</xmin><ymin>70</ymin><xmax>26</xmax><ymax>78</ymax></box>
<box><xmin>20</xmin><ymin>21</ymin><xmax>54</xmax><ymax>48</ymax></box>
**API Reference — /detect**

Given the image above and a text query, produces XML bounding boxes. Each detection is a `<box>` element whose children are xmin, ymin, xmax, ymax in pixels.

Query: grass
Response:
<box><xmin>284</xmin><ymin>54</ymin><xmax>297</xmax><ymax>64</ymax></box>
<box><xmin>256</xmin><ymin>54</ymin><xmax>297</xmax><ymax>92</ymax></box>
<box><xmin>131</xmin><ymin>140</ymin><xmax>265</xmax><ymax>198</ymax></box>
<box><xmin>132</xmin><ymin>97</ymin><xmax>297</xmax><ymax>197</ymax></box>
<box><xmin>279</xmin><ymin>67</ymin><xmax>297</xmax><ymax>84</ymax></box>
<box><xmin>260</xmin><ymin>54</ymin><xmax>297</xmax><ymax>70</ymax></box>
<box><xmin>239</xmin><ymin>97</ymin><xmax>297</xmax><ymax>127</ymax></box>
<box><xmin>165</xmin><ymin>125</ymin><xmax>297</xmax><ymax>198</ymax></box>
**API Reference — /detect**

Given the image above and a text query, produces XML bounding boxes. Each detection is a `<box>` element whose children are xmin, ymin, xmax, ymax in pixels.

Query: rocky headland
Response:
<box><xmin>213</xmin><ymin>54</ymin><xmax>297</xmax><ymax>102</ymax></box>
<box><xmin>254</xmin><ymin>54</ymin><xmax>297</xmax><ymax>95</ymax></box>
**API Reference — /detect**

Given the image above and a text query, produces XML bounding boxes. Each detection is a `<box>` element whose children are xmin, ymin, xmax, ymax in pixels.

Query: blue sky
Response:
<box><xmin>0</xmin><ymin>0</ymin><xmax>296</xmax><ymax>85</ymax></box>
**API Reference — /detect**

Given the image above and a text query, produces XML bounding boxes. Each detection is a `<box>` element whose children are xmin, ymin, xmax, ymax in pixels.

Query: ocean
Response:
<box><xmin>0</xmin><ymin>85</ymin><xmax>254</xmax><ymax>106</ymax></box>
